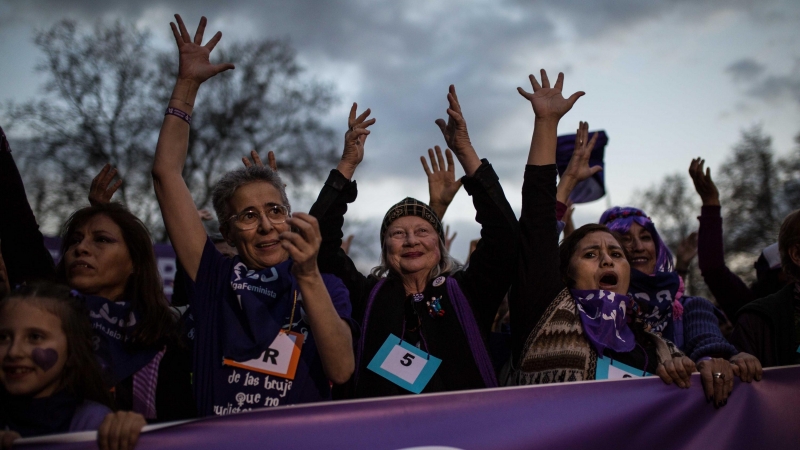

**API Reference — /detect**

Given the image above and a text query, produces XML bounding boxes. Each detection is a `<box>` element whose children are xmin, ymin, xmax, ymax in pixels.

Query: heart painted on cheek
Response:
<box><xmin>31</xmin><ymin>348</ymin><xmax>59</xmax><ymax>372</ymax></box>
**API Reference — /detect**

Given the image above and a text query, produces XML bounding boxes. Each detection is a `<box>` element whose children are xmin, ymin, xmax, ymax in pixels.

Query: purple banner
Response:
<box><xmin>43</xmin><ymin>237</ymin><xmax>178</xmax><ymax>301</ymax></box>
<box><xmin>18</xmin><ymin>365</ymin><xmax>800</xmax><ymax>449</ymax></box>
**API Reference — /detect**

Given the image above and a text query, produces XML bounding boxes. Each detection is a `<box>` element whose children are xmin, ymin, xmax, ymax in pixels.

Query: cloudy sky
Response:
<box><xmin>1</xmin><ymin>0</ymin><xmax>799</xmax><ymax>263</ymax></box>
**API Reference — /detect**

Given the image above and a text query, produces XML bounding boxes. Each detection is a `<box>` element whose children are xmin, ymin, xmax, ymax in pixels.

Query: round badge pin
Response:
<box><xmin>432</xmin><ymin>276</ymin><xmax>445</xmax><ymax>287</ymax></box>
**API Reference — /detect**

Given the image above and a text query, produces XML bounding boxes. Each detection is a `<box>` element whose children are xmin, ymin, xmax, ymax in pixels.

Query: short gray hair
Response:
<box><xmin>211</xmin><ymin>166</ymin><xmax>290</xmax><ymax>228</ymax></box>
<box><xmin>370</xmin><ymin>236</ymin><xmax>463</xmax><ymax>280</ymax></box>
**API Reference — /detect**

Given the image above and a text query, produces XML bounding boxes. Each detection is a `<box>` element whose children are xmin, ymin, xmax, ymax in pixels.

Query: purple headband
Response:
<box><xmin>599</xmin><ymin>206</ymin><xmax>675</xmax><ymax>273</ymax></box>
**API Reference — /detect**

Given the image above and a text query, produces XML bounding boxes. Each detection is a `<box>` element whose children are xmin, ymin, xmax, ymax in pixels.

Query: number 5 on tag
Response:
<box><xmin>223</xmin><ymin>331</ymin><xmax>304</xmax><ymax>380</ymax></box>
<box><xmin>367</xmin><ymin>334</ymin><xmax>441</xmax><ymax>394</ymax></box>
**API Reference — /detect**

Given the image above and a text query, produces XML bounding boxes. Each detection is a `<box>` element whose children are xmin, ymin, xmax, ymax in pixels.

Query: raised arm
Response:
<box><xmin>510</xmin><ymin>70</ymin><xmax>584</xmax><ymax>361</ymax></box>
<box><xmin>421</xmin><ymin>145</ymin><xmax>462</xmax><ymax>219</ymax></box>
<box><xmin>0</xmin><ymin>126</ymin><xmax>55</xmax><ymax>287</ymax></box>
<box><xmin>309</xmin><ymin>105</ymin><xmax>374</xmax><ymax>313</ymax></box>
<box><xmin>433</xmin><ymin>84</ymin><xmax>519</xmax><ymax>327</ymax></box>
<box><xmin>689</xmin><ymin>157</ymin><xmax>754</xmax><ymax>315</ymax></box>
<box><xmin>151</xmin><ymin>14</ymin><xmax>234</xmax><ymax>280</ymax></box>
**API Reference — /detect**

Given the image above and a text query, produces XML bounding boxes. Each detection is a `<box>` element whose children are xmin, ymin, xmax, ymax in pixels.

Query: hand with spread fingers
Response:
<box><xmin>242</xmin><ymin>149</ymin><xmax>279</xmax><ymax>172</ymax></box>
<box><xmin>97</xmin><ymin>411</ymin><xmax>146</xmax><ymax>450</ymax></box>
<box><xmin>337</xmin><ymin>103</ymin><xmax>375</xmax><ymax>180</ymax></box>
<box><xmin>422</xmin><ymin>145</ymin><xmax>462</xmax><ymax>220</ymax></box>
<box><xmin>89</xmin><ymin>163</ymin><xmax>123</xmax><ymax>206</ymax></box>
<box><xmin>729</xmin><ymin>351</ymin><xmax>763</xmax><ymax>383</ymax></box>
<box><xmin>434</xmin><ymin>85</ymin><xmax>481</xmax><ymax>176</ymax></box>
<box><xmin>556</xmin><ymin>121</ymin><xmax>601</xmax><ymax>203</ymax></box>
<box><xmin>697</xmin><ymin>357</ymin><xmax>735</xmax><ymax>408</ymax></box>
<box><xmin>517</xmin><ymin>69</ymin><xmax>585</xmax><ymax>121</ymax></box>
<box><xmin>281</xmin><ymin>212</ymin><xmax>323</xmax><ymax>279</ymax></box>
<box><xmin>656</xmin><ymin>355</ymin><xmax>696</xmax><ymax>390</ymax></box>
<box><xmin>688</xmin><ymin>157</ymin><xmax>720</xmax><ymax>207</ymax></box>
<box><xmin>170</xmin><ymin>14</ymin><xmax>235</xmax><ymax>86</ymax></box>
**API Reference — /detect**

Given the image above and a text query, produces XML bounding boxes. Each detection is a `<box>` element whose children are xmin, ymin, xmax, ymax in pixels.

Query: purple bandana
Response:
<box><xmin>571</xmin><ymin>289</ymin><xmax>635</xmax><ymax>354</ymax></box>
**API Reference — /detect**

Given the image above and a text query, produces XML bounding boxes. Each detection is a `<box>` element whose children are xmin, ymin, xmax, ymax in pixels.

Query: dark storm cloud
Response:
<box><xmin>726</xmin><ymin>58</ymin><xmax>766</xmax><ymax>82</ymax></box>
<box><xmin>726</xmin><ymin>57</ymin><xmax>800</xmax><ymax>107</ymax></box>
<box><xmin>2</xmin><ymin>0</ymin><xmax>796</xmax><ymax>184</ymax></box>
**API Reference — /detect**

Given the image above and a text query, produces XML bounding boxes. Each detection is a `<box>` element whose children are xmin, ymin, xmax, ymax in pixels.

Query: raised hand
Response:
<box><xmin>688</xmin><ymin>157</ymin><xmax>720</xmax><ymax>206</ymax></box>
<box><xmin>444</xmin><ymin>224</ymin><xmax>457</xmax><ymax>252</ymax></box>
<box><xmin>170</xmin><ymin>15</ymin><xmax>234</xmax><ymax>86</ymax></box>
<box><xmin>517</xmin><ymin>69</ymin><xmax>584</xmax><ymax>121</ymax></box>
<box><xmin>340</xmin><ymin>234</ymin><xmax>355</xmax><ymax>255</ymax></box>
<box><xmin>435</xmin><ymin>85</ymin><xmax>481</xmax><ymax>176</ymax></box>
<box><xmin>421</xmin><ymin>145</ymin><xmax>462</xmax><ymax>219</ymax></box>
<box><xmin>675</xmin><ymin>231</ymin><xmax>698</xmax><ymax>274</ymax></box>
<box><xmin>337</xmin><ymin>103</ymin><xmax>375</xmax><ymax>179</ymax></box>
<box><xmin>281</xmin><ymin>212</ymin><xmax>323</xmax><ymax>278</ymax></box>
<box><xmin>89</xmin><ymin>163</ymin><xmax>123</xmax><ymax>206</ymax></box>
<box><xmin>556</xmin><ymin>121</ymin><xmax>601</xmax><ymax>203</ymax></box>
<box><xmin>242</xmin><ymin>150</ymin><xmax>279</xmax><ymax>172</ymax></box>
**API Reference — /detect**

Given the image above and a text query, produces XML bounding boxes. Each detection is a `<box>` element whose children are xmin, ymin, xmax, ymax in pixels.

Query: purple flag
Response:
<box><xmin>18</xmin><ymin>365</ymin><xmax>800</xmax><ymax>449</ymax></box>
<box><xmin>556</xmin><ymin>130</ymin><xmax>608</xmax><ymax>203</ymax></box>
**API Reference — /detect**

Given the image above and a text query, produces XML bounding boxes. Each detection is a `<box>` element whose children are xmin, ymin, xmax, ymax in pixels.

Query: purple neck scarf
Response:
<box><xmin>627</xmin><ymin>269</ymin><xmax>685</xmax><ymax>347</ymax></box>
<box><xmin>570</xmin><ymin>289</ymin><xmax>635</xmax><ymax>354</ymax></box>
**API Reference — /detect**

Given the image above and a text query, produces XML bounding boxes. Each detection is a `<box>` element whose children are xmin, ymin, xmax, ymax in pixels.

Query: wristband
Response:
<box><xmin>697</xmin><ymin>356</ymin><xmax>712</xmax><ymax>363</ymax></box>
<box><xmin>165</xmin><ymin>107</ymin><xmax>192</xmax><ymax>124</ymax></box>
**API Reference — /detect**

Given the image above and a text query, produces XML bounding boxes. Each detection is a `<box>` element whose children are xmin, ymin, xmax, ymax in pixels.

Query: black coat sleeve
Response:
<box><xmin>455</xmin><ymin>160</ymin><xmax>520</xmax><ymax>332</ymax></box>
<box><xmin>0</xmin><ymin>126</ymin><xmax>56</xmax><ymax>287</ymax></box>
<box><xmin>508</xmin><ymin>164</ymin><xmax>564</xmax><ymax>363</ymax></box>
<box><xmin>309</xmin><ymin>169</ymin><xmax>371</xmax><ymax>319</ymax></box>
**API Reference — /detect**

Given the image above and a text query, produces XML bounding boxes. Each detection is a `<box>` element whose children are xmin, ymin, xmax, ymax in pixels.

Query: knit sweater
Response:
<box><xmin>681</xmin><ymin>295</ymin><xmax>738</xmax><ymax>360</ymax></box>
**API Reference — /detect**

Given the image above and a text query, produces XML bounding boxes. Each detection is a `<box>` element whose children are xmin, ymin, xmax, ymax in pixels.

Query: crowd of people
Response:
<box><xmin>1</xmin><ymin>14</ymin><xmax>798</xmax><ymax>449</ymax></box>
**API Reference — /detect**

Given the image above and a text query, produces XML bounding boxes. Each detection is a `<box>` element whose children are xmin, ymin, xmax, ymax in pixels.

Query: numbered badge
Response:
<box><xmin>367</xmin><ymin>334</ymin><xmax>442</xmax><ymax>394</ymax></box>
<box><xmin>223</xmin><ymin>331</ymin><xmax>304</xmax><ymax>380</ymax></box>
<box><xmin>595</xmin><ymin>355</ymin><xmax>652</xmax><ymax>380</ymax></box>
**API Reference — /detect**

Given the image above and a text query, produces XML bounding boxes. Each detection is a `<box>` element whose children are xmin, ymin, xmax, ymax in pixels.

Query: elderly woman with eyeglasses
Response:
<box><xmin>151</xmin><ymin>15</ymin><xmax>355</xmax><ymax>417</ymax></box>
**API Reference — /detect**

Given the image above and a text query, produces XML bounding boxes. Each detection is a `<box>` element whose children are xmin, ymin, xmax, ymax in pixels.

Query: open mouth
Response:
<box><xmin>630</xmin><ymin>257</ymin><xmax>648</xmax><ymax>265</ymax></box>
<box><xmin>599</xmin><ymin>273</ymin><xmax>618</xmax><ymax>289</ymax></box>
<box><xmin>3</xmin><ymin>366</ymin><xmax>35</xmax><ymax>379</ymax></box>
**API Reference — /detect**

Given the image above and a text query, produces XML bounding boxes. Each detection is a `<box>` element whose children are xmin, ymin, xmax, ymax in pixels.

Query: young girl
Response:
<box><xmin>0</xmin><ymin>282</ymin><xmax>145</xmax><ymax>449</ymax></box>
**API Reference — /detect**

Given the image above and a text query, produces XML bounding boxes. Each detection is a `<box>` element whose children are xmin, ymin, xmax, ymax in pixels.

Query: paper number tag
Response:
<box><xmin>595</xmin><ymin>355</ymin><xmax>652</xmax><ymax>380</ymax></box>
<box><xmin>223</xmin><ymin>331</ymin><xmax>304</xmax><ymax>380</ymax></box>
<box><xmin>367</xmin><ymin>334</ymin><xmax>441</xmax><ymax>394</ymax></box>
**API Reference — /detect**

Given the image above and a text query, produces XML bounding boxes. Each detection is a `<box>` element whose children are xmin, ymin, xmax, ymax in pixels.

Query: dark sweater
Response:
<box><xmin>309</xmin><ymin>161</ymin><xmax>519</xmax><ymax>398</ymax></box>
<box><xmin>730</xmin><ymin>283</ymin><xmax>799</xmax><ymax>367</ymax></box>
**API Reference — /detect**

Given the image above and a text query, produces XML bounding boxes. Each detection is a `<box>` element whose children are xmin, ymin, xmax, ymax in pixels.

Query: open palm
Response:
<box><xmin>171</xmin><ymin>15</ymin><xmax>234</xmax><ymax>85</ymax></box>
<box><xmin>518</xmin><ymin>69</ymin><xmax>584</xmax><ymax>120</ymax></box>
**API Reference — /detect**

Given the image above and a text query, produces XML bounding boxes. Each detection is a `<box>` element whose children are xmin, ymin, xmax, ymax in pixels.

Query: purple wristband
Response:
<box><xmin>697</xmin><ymin>356</ymin><xmax>712</xmax><ymax>363</ymax></box>
<box><xmin>165</xmin><ymin>107</ymin><xmax>192</xmax><ymax>124</ymax></box>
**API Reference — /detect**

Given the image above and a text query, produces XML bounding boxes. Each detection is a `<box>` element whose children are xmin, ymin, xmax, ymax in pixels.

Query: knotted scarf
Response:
<box><xmin>571</xmin><ymin>289</ymin><xmax>635</xmax><ymax>354</ymax></box>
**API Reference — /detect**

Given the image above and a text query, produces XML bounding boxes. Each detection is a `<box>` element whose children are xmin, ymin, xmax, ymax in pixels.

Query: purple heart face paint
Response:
<box><xmin>32</xmin><ymin>347</ymin><xmax>59</xmax><ymax>372</ymax></box>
